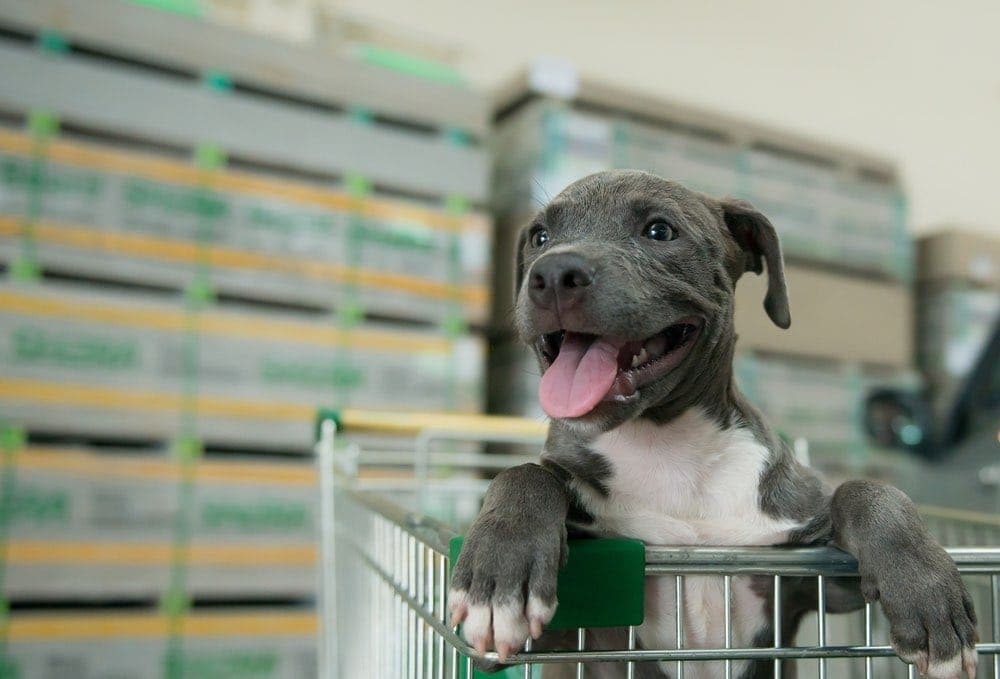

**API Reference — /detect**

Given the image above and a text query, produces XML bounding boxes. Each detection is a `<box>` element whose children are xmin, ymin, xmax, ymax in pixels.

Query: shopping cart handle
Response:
<box><xmin>450</xmin><ymin>536</ymin><xmax>646</xmax><ymax>629</ymax></box>
<box><xmin>315</xmin><ymin>408</ymin><xmax>549</xmax><ymax>439</ymax></box>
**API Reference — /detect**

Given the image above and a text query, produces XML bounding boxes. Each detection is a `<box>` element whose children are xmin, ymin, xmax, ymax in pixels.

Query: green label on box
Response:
<box><xmin>11</xmin><ymin>326</ymin><xmax>139</xmax><ymax>369</ymax></box>
<box><xmin>0</xmin><ymin>657</ymin><xmax>20</xmax><ymax>679</ymax></box>
<box><xmin>166</xmin><ymin>651</ymin><xmax>278</xmax><ymax>679</ymax></box>
<box><xmin>260</xmin><ymin>359</ymin><xmax>363</xmax><ymax>389</ymax></box>
<box><xmin>1</xmin><ymin>157</ymin><xmax>103</xmax><ymax>197</ymax></box>
<box><xmin>123</xmin><ymin>179</ymin><xmax>228</xmax><ymax>221</ymax></box>
<box><xmin>247</xmin><ymin>206</ymin><xmax>334</xmax><ymax>234</ymax></box>
<box><xmin>200</xmin><ymin>501</ymin><xmax>309</xmax><ymax>532</ymax></box>
<box><xmin>8</xmin><ymin>485</ymin><xmax>70</xmax><ymax>523</ymax></box>
<box><xmin>356</xmin><ymin>225</ymin><xmax>436</xmax><ymax>252</ymax></box>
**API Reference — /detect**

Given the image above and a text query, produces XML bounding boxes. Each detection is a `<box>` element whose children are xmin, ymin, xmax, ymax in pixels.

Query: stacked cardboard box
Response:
<box><xmin>0</xmin><ymin>282</ymin><xmax>484</xmax><ymax>448</ymax></box>
<box><xmin>4</xmin><ymin>445</ymin><xmax>317</xmax><ymax>600</ymax></box>
<box><xmin>0</xmin><ymin>129</ymin><xmax>491</xmax><ymax>326</ymax></box>
<box><xmin>916</xmin><ymin>231</ymin><xmax>1000</xmax><ymax>416</ymax></box>
<box><xmin>2</xmin><ymin>608</ymin><xmax>317</xmax><ymax>678</ymax></box>
<box><xmin>489</xmin><ymin>66</ymin><xmax>913</xmax><ymax>459</ymax></box>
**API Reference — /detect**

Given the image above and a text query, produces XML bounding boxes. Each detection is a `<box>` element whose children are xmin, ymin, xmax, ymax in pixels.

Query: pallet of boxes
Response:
<box><xmin>489</xmin><ymin>64</ymin><xmax>915</xmax><ymax>480</ymax></box>
<box><xmin>0</xmin><ymin>1</ymin><xmax>490</xmax><ymax>676</ymax></box>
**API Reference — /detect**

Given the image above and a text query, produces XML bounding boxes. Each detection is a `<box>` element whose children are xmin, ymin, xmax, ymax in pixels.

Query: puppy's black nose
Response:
<box><xmin>528</xmin><ymin>253</ymin><xmax>595</xmax><ymax>310</ymax></box>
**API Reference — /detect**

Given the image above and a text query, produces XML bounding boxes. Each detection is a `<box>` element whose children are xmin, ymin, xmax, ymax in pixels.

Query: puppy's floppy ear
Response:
<box><xmin>720</xmin><ymin>198</ymin><xmax>791</xmax><ymax>329</ymax></box>
<box><xmin>513</xmin><ymin>224</ymin><xmax>530</xmax><ymax>298</ymax></box>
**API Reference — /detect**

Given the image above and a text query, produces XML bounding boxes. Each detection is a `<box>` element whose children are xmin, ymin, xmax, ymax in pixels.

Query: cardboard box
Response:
<box><xmin>0</xmin><ymin>129</ymin><xmax>491</xmax><ymax>325</ymax></box>
<box><xmin>917</xmin><ymin>230</ymin><xmax>1000</xmax><ymax>289</ymax></box>
<box><xmin>4</xmin><ymin>445</ymin><xmax>317</xmax><ymax>598</ymax></box>
<box><xmin>0</xmin><ymin>281</ymin><xmax>485</xmax><ymax>448</ymax></box>
<box><xmin>3</xmin><ymin>608</ymin><xmax>316</xmax><ymax>679</ymax></box>
<box><xmin>734</xmin><ymin>265</ymin><xmax>913</xmax><ymax>367</ymax></box>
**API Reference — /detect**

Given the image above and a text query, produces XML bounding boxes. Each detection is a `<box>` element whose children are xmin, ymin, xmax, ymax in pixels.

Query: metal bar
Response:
<box><xmin>724</xmin><ymin>575</ymin><xmax>733</xmax><ymax>679</ymax></box>
<box><xmin>864</xmin><ymin>602</ymin><xmax>873</xmax><ymax>679</ymax></box>
<box><xmin>316</xmin><ymin>419</ymin><xmax>338</xmax><ymax>679</ymax></box>
<box><xmin>817</xmin><ymin>575</ymin><xmax>827</xmax><ymax>679</ymax></box>
<box><xmin>773</xmin><ymin>575</ymin><xmax>781</xmax><ymax>679</ymax></box>
<box><xmin>676</xmin><ymin>574</ymin><xmax>685</xmax><ymax>679</ymax></box>
<box><xmin>576</xmin><ymin>628</ymin><xmax>586</xmax><ymax>679</ymax></box>
<box><xmin>627</xmin><ymin>626</ymin><xmax>636</xmax><ymax>679</ymax></box>
<box><xmin>524</xmin><ymin>637</ymin><xmax>533</xmax><ymax>679</ymax></box>
<box><xmin>993</xmin><ymin>574</ymin><xmax>999</xmax><ymax>679</ymax></box>
<box><xmin>644</xmin><ymin>546</ymin><xmax>1000</xmax><ymax>574</ymax></box>
<box><xmin>409</xmin><ymin>535</ymin><xmax>417</xmax><ymax>679</ymax></box>
<box><xmin>437</xmin><ymin>552</ymin><xmax>446</xmax><ymax>679</ymax></box>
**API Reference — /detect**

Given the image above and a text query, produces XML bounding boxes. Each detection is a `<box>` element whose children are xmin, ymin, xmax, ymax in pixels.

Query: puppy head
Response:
<box><xmin>513</xmin><ymin>170</ymin><xmax>789</xmax><ymax>430</ymax></box>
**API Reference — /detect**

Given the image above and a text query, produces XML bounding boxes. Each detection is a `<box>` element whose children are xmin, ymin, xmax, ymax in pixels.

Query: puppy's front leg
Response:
<box><xmin>831</xmin><ymin>480</ymin><xmax>978</xmax><ymax>679</ymax></box>
<box><xmin>449</xmin><ymin>463</ymin><xmax>569</xmax><ymax>662</ymax></box>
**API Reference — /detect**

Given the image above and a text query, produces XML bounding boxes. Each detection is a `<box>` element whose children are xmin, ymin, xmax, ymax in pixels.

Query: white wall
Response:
<box><xmin>334</xmin><ymin>0</ymin><xmax>1000</xmax><ymax>237</ymax></box>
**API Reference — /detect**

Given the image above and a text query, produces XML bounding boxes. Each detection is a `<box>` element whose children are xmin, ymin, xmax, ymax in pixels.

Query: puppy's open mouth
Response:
<box><xmin>536</xmin><ymin>317</ymin><xmax>701</xmax><ymax>419</ymax></box>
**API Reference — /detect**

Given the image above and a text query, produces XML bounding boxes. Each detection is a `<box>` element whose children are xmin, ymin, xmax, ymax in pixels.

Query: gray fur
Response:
<box><xmin>452</xmin><ymin>171</ymin><xmax>976</xmax><ymax>676</ymax></box>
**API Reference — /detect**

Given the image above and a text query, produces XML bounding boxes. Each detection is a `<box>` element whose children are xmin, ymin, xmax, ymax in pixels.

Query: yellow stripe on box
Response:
<box><xmin>7</xmin><ymin>612</ymin><xmax>317</xmax><ymax>641</ymax></box>
<box><xmin>0</xmin><ymin>287</ymin><xmax>454</xmax><ymax>354</ymax></box>
<box><xmin>6</xmin><ymin>541</ymin><xmax>315</xmax><ymax>566</ymax></box>
<box><xmin>0</xmin><ymin>378</ymin><xmax>314</xmax><ymax>422</ymax></box>
<box><xmin>0</xmin><ymin>128</ymin><xmax>486</xmax><ymax>234</ymax></box>
<box><xmin>0</xmin><ymin>217</ymin><xmax>489</xmax><ymax>307</ymax></box>
<box><xmin>16</xmin><ymin>447</ymin><xmax>315</xmax><ymax>486</ymax></box>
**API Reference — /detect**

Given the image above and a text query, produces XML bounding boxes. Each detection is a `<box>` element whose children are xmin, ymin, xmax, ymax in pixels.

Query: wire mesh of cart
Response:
<box><xmin>316</xmin><ymin>409</ymin><xmax>1000</xmax><ymax>679</ymax></box>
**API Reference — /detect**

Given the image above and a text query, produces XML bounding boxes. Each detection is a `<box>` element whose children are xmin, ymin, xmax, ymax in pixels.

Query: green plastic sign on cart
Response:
<box><xmin>450</xmin><ymin>536</ymin><xmax>644</xmax><ymax>677</ymax></box>
<box><xmin>450</xmin><ymin>536</ymin><xmax>644</xmax><ymax>676</ymax></box>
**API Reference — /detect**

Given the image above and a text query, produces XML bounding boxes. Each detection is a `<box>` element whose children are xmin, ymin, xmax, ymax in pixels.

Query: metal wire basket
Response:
<box><xmin>317</xmin><ymin>410</ymin><xmax>1000</xmax><ymax>679</ymax></box>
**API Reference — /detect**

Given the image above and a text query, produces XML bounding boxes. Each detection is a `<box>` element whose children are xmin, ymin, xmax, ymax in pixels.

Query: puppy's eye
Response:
<box><xmin>644</xmin><ymin>221</ymin><xmax>678</xmax><ymax>241</ymax></box>
<box><xmin>529</xmin><ymin>228</ymin><xmax>549</xmax><ymax>248</ymax></box>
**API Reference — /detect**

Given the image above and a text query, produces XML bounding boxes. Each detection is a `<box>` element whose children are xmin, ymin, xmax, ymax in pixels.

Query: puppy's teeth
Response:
<box><xmin>631</xmin><ymin>349</ymin><xmax>648</xmax><ymax>368</ymax></box>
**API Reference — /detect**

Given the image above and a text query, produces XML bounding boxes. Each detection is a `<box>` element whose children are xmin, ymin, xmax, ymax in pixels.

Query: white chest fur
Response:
<box><xmin>573</xmin><ymin>410</ymin><xmax>802</xmax><ymax>678</ymax></box>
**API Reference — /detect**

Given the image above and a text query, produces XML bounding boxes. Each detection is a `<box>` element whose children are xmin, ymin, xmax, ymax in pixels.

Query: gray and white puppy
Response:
<box><xmin>449</xmin><ymin>171</ymin><xmax>978</xmax><ymax>679</ymax></box>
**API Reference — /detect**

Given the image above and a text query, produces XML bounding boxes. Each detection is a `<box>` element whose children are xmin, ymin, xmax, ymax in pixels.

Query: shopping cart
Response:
<box><xmin>317</xmin><ymin>410</ymin><xmax>1000</xmax><ymax>679</ymax></box>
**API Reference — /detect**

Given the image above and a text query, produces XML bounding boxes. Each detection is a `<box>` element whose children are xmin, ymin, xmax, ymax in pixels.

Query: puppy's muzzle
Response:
<box><xmin>527</xmin><ymin>252</ymin><xmax>596</xmax><ymax>313</ymax></box>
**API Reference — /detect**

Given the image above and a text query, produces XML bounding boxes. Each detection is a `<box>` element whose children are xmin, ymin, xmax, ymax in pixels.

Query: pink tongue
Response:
<box><xmin>539</xmin><ymin>333</ymin><xmax>623</xmax><ymax>419</ymax></box>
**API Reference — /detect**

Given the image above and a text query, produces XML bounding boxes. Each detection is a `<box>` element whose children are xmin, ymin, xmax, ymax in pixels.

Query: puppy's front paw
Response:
<box><xmin>868</xmin><ymin>549</ymin><xmax>979</xmax><ymax>679</ymax></box>
<box><xmin>448</xmin><ymin>514</ymin><xmax>565</xmax><ymax>662</ymax></box>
